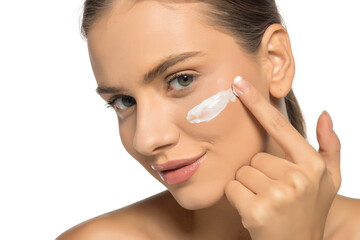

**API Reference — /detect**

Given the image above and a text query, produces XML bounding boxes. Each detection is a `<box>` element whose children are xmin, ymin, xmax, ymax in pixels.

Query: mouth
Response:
<box><xmin>152</xmin><ymin>153</ymin><xmax>206</xmax><ymax>185</ymax></box>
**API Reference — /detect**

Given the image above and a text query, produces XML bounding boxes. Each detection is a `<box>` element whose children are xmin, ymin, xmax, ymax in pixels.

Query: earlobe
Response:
<box><xmin>261</xmin><ymin>24</ymin><xmax>295</xmax><ymax>99</ymax></box>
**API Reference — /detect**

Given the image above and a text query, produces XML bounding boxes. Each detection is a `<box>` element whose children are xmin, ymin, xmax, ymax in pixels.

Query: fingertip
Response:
<box><xmin>317</xmin><ymin>110</ymin><xmax>341</xmax><ymax>153</ymax></box>
<box><xmin>232</xmin><ymin>76</ymin><xmax>250</xmax><ymax>95</ymax></box>
<box><xmin>234</xmin><ymin>76</ymin><xmax>243</xmax><ymax>85</ymax></box>
<box><xmin>317</xmin><ymin>110</ymin><xmax>333</xmax><ymax>136</ymax></box>
<box><xmin>323</xmin><ymin>110</ymin><xmax>334</xmax><ymax>132</ymax></box>
<box><xmin>225</xmin><ymin>180</ymin><xmax>239</xmax><ymax>194</ymax></box>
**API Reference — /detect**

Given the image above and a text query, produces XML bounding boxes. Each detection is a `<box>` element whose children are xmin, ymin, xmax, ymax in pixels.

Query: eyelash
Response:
<box><xmin>167</xmin><ymin>72</ymin><xmax>196</xmax><ymax>93</ymax></box>
<box><xmin>106</xmin><ymin>72</ymin><xmax>197</xmax><ymax>110</ymax></box>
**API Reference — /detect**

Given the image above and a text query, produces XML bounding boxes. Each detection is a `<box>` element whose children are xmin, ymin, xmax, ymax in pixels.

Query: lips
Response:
<box><xmin>152</xmin><ymin>153</ymin><xmax>205</xmax><ymax>171</ymax></box>
<box><xmin>151</xmin><ymin>153</ymin><xmax>206</xmax><ymax>185</ymax></box>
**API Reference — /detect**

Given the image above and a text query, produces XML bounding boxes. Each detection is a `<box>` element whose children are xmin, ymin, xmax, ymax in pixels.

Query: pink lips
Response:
<box><xmin>152</xmin><ymin>153</ymin><xmax>206</xmax><ymax>185</ymax></box>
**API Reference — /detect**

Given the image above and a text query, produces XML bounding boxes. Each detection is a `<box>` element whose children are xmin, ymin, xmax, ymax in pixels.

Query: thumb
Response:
<box><xmin>316</xmin><ymin>110</ymin><xmax>341</xmax><ymax>191</ymax></box>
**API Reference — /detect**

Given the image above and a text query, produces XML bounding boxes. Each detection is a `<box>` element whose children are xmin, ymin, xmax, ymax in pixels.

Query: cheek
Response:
<box><xmin>118</xmin><ymin>117</ymin><xmax>133</xmax><ymax>153</ymax></box>
<box><xmin>180</xmin><ymin>94</ymin><xmax>267</xmax><ymax>183</ymax></box>
<box><xmin>118</xmin><ymin>116</ymin><xmax>142</xmax><ymax>163</ymax></box>
<box><xmin>177</xmin><ymin>93</ymin><xmax>267</xmax><ymax>153</ymax></box>
<box><xmin>223</xmin><ymin>101</ymin><xmax>268</xmax><ymax>166</ymax></box>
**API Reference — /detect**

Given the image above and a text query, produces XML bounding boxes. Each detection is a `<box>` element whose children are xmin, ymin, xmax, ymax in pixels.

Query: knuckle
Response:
<box><xmin>284</xmin><ymin>170</ymin><xmax>310</xmax><ymax>195</ymax></box>
<box><xmin>309</xmin><ymin>157</ymin><xmax>327</xmax><ymax>176</ymax></box>
<box><xmin>268</xmin><ymin>184</ymin><xmax>297</xmax><ymax>209</ymax></box>
<box><xmin>268</xmin><ymin>185</ymin><xmax>287</xmax><ymax>204</ymax></box>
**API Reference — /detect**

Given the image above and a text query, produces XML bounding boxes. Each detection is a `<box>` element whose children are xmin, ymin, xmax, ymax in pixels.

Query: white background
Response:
<box><xmin>0</xmin><ymin>0</ymin><xmax>359</xmax><ymax>239</ymax></box>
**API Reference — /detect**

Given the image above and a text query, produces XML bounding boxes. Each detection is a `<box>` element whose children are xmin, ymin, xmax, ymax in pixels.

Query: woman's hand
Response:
<box><xmin>225</xmin><ymin>78</ymin><xmax>341</xmax><ymax>240</ymax></box>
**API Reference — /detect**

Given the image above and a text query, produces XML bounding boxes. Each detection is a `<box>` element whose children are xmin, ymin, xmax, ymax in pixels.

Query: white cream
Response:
<box><xmin>186</xmin><ymin>88</ymin><xmax>237</xmax><ymax>124</ymax></box>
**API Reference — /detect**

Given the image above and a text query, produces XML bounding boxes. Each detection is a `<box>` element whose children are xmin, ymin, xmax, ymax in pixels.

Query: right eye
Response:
<box><xmin>109</xmin><ymin>95</ymin><xmax>136</xmax><ymax>110</ymax></box>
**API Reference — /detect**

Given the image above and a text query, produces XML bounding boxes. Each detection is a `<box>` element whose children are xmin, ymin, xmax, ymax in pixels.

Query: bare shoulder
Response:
<box><xmin>325</xmin><ymin>195</ymin><xmax>360</xmax><ymax>240</ymax></box>
<box><xmin>338</xmin><ymin>195</ymin><xmax>360</xmax><ymax>239</ymax></box>
<box><xmin>56</xmin><ymin>191</ymin><xmax>186</xmax><ymax>240</ymax></box>
<box><xmin>55</xmin><ymin>213</ymin><xmax>146</xmax><ymax>240</ymax></box>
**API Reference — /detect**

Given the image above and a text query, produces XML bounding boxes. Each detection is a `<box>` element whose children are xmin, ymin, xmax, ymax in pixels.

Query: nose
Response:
<box><xmin>133</xmin><ymin>98</ymin><xmax>179</xmax><ymax>156</ymax></box>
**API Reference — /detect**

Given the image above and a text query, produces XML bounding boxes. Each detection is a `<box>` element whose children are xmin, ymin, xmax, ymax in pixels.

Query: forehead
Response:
<box><xmin>88</xmin><ymin>1</ymin><xmax>209</xmax><ymax>39</ymax></box>
<box><xmin>86</xmin><ymin>1</ymin><xmax>234</xmax><ymax>85</ymax></box>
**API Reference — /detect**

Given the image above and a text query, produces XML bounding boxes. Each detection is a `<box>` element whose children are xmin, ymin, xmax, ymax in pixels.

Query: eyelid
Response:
<box><xmin>166</xmin><ymin>69</ymin><xmax>197</xmax><ymax>82</ymax></box>
<box><xmin>106</xmin><ymin>95</ymin><xmax>120</xmax><ymax>107</ymax></box>
<box><xmin>166</xmin><ymin>73</ymin><xmax>198</xmax><ymax>98</ymax></box>
<box><xmin>106</xmin><ymin>94</ymin><xmax>133</xmax><ymax>109</ymax></box>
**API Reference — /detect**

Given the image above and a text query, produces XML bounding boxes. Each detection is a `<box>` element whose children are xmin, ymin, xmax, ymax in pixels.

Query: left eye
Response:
<box><xmin>112</xmin><ymin>95</ymin><xmax>136</xmax><ymax>110</ymax></box>
<box><xmin>169</xmin><ymin>74</ymin><xmax>195</xmax><ymax>90</ymax></box>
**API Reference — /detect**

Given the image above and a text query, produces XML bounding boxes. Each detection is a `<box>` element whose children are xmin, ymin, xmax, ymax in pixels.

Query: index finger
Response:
<box><xmin>232</xmin><ymin>76</ymin><xmax>316</xmax><ymax>162</ymax></box>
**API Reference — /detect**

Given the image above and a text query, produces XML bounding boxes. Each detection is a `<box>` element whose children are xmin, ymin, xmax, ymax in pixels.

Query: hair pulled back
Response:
<box><xmin>81</xmin><ymin>0</ymin><xmax>307</xmax><ymax>139</ymax></box>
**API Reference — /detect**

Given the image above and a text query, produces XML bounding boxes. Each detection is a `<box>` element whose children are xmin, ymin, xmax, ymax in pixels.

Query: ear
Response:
<box><xmin>260</xmin><ymin>24</ymin><xmax>295</xmax><ymax>99</ymax></box>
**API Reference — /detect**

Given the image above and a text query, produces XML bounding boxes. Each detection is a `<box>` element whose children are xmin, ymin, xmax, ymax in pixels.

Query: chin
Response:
<box><xmin>168</xmin><ymin>180</ymin><xmax>227</xmax><ymax>210</ymax></box>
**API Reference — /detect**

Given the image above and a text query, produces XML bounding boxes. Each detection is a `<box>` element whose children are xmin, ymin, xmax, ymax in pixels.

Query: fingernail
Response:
<box><xmin>232</xmin><ymin>76</ymin><xmax>249</xmax><ymax>96</ymax></box>
<box><xmin>323</xmin><ymin>110</ymin><xmax>333</xmax><ymax>132</ymax></box>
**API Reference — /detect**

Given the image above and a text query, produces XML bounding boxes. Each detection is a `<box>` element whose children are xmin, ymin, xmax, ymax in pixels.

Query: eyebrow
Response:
<box><xmin>96</xmin><ymin>51</ymin><xmax>205</xmax><ymax>95</ymax></box>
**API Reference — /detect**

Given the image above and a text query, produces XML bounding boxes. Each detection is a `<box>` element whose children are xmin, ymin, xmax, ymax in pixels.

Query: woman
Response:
<box><xmin>57</xmin><ymin>0</ymin><xmax>360</xmax><ymax>239</ymax></box>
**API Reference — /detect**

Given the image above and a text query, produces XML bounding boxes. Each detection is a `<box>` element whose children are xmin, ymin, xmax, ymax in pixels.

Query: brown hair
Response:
<box><xmin>81</xmin><ymin>0</ymin><xmax>307</xmax><ymax>139</ymax></box>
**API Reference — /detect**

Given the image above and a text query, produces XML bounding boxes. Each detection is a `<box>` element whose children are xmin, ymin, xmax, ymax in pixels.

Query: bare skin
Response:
<box><xmin>57</xmin><ymin>1</ymin><xmax>360</xmax><ymax>239</ymax></box>
<box><xmin>56</xmin><ymin>192</ymin><xmax>360</xmax><ymax>240</ymax></box>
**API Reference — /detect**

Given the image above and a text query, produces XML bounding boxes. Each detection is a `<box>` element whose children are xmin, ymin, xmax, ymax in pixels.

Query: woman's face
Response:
<box><xmin>88</xmin><ymin>0</ymin><xmax>270</xmax><ymax>209</ymax></box>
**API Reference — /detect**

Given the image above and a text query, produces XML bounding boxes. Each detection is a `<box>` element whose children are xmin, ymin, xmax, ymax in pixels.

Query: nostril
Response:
<box><xmin>133</xmin><ymin>130</ymin><xmax>179</xmax><ymax>156</ymax></box>
<box><xmin>152</xmin><ymin>142</ymin><xmax>174</xmax><ymax>153</ymax></box>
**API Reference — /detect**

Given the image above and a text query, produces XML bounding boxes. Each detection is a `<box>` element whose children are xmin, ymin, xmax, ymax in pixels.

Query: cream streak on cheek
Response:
<box><xmin>186</xmin><ymin>88</ymin><xmax>237</xmax><ymax>124</ymax></box>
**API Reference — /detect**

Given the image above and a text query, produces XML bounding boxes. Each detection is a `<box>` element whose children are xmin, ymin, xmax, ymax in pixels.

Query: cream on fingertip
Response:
<box><xmin>232</xmin><ymin>76</ymin><xmax>243</xmax><ymax>96</ymax></box>
<box><xmin>232</xmin><ymin>75</ymin><xmax>250</xmax><ymax>95</ymax></box>
<box><xmin>234</xmin><ymin>76</ymin><xmax>242</xmax><ymax>85</ymax></box>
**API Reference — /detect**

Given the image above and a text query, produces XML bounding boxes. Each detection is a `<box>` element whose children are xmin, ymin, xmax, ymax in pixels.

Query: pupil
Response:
<box><xmin>179</xmin><ymin>75</ymin><xmax>193</xmax><ymax>86</ymax></box>
<box><xmin>122</xmin><ymin>96</ymin><xmax>136</xmax><ymax>107</ymax></box>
